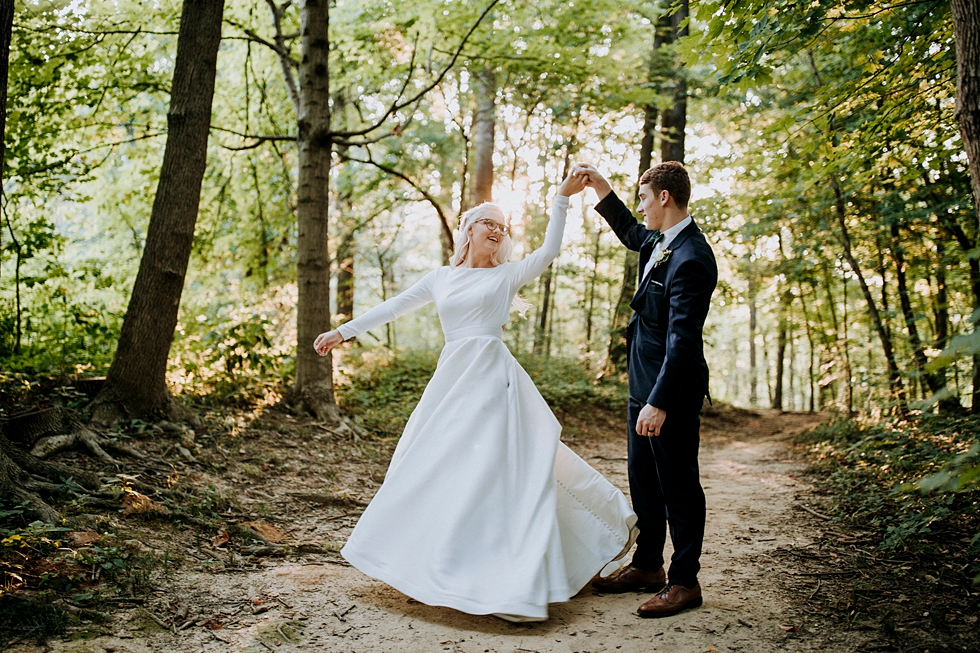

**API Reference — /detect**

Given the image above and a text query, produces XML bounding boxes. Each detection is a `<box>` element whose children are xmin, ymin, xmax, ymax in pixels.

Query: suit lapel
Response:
<box><xmin>630</xmin><ymin>220</ymin><xmax>701</xmax><ymax>305</ymax></box>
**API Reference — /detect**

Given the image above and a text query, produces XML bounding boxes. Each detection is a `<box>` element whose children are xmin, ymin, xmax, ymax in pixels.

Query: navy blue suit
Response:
<box><xmin>595</xmin><ymin>191</ymin><xmax>717</xmax><ymax>588</ymax></box>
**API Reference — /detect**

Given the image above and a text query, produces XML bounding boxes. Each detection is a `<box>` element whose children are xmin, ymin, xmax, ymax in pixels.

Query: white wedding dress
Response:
<box><xmin>337</xmin><ymin>196</ymin><xmax>637</xmax><ymax>620</ymax></box>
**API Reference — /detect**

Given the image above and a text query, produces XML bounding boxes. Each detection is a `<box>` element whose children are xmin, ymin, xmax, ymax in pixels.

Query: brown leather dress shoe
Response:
<box><xmin>637</xmin><ymin>583</ymin><xmax>703</xmax><ymax>618</ymax></box>
<box><xmin>591</xmin><ymin>564</ymin><xmax>666</xmax><ymax>593</ymax></box>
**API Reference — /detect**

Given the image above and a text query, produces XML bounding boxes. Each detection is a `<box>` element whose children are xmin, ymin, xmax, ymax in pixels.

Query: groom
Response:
<box><xmin>576</xmin><ymin>161</ymin><xmax>717</xmax><ymax>618</ymax></box>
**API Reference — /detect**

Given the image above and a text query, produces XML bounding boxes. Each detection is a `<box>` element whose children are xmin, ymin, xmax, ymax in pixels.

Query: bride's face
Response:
<box><xmin>468</xmin><ymin>211</ymin><xmax>508</xmax><ymax>260</ymax></box>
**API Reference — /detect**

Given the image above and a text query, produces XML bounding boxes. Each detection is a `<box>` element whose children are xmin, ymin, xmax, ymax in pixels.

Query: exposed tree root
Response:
<box><xmin>283</xmin><ymin>388</ymin><xmax>366</xmax><ymax>440</ymax></box>
<box><xmin>89</xmin><ymin>390</ymin><xmax>201</xmax><ymax>430</ymax></box>
<box><xmin>0</xmin><ymin>407</ymin><xmax>163</xmax><ymax>523</ymax></box>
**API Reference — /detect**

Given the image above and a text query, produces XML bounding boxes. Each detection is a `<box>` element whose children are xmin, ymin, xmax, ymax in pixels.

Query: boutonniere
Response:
<box><xmin>652</xmin><ymin>248</ymin><xmax>672</xmax><ymax>269</ymax></box>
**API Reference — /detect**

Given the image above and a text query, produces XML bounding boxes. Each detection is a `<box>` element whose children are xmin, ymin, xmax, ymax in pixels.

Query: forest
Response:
<box><xmin>1</xmin><ymin>0</ymin><xmax>979</xmax><ymax>650</ymax></box>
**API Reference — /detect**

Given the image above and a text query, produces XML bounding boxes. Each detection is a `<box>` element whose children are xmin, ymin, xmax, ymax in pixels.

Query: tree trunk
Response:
<box><xmin>469</xmin><ymin>67</ymin><xmax>496</xmax><ymax>207</ymax></box>
<box><xmin>832</xmin><ymin>180</ymin><xmax>906</xmax><ymax>412</ymax></box>
<box><xmin>951</xmin><ymin>0</ymin><xmax>980</xmax><ymax>412</ymax></box>
<box><xmin>290</xmin><ymin>0</ymin><xmax>337</xmax><ymax>420</ymax></box>
<box><xmin>659</xmin><ymin>0</ymin><xmax>688</xmax><ymax>164</ymax></box>
<box><xmin>250</xmin><ymin>159</ymin><xmax>269</xmax><ymax>288</ymax></box>
<box><xmin>335</xmin><ymin>233</ymin><xmax>355</xmax><ymax>324</ymax></box>
<box><xmin>749</xmin><ymin>279</ymin><xmax>759</xmax><ymax>406</ymax></box>
<box><xmin>534</xmin><ymin>265</ymin><xmax>553</xmax><ymax>355</ymax></box>
<box><xmin>0</xmin><ymin>0</ymin><xmax>14</xmax><ymax>340</ymax></box>
<box><xmin>0</xmin><ymin>0</ymin><xmax>11</xmax><ymax>187</ymax></box>
<box><xmin>90</xmin><ymin>0</ymin><xmax>224</xmax><ymax>425</ymax></box>
<box><xmin>891</xmin><ymin>223</ymin><xmax>949</xmax><ymax>402</ymax></box>
<box><xmin>932</xmin><ymin>238</ymin><xmax>950</xmax><ymax>392</ymax></box>
<box><xmin>798</xmin><ymin>282</ymin><xmax>817</xmax><ymax>412</ymax></box>
<box><xmin>841</xmin><ymin>275</ymin><xmax>854</xmax><ymax>416</ymax></box>
<box><xmin>952</xmin><ymin>0</ymin><xmax>980</xmax><ymax>221</ymax></box>
<box><xmin>772</xmin><ymin>300</ymin><xmax>787</xmax><ymax>410</ymax></box>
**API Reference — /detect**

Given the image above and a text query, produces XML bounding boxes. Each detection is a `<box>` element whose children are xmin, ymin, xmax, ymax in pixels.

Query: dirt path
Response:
<box><xmin>15</xmin><ymin>406</ymin><xmax>874</xmax><ymax>653</ymax></box>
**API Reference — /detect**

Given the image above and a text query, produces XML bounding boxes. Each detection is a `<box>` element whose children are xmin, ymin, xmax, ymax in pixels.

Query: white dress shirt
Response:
<box><xmin>641</xmin><ymin>215</ymin><xmax>692</xmax><ymax>282</ymax></box>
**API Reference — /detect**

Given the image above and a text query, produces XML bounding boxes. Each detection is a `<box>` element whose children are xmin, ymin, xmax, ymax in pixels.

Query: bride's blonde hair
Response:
<box><xmin>450</xmin><ymin>203</ymin><xmax>531</xmax><ymax>317</ymax></box>
<box><xmin>450</xmin><ymin>203</ymin><xmax>513</xmax><ymax>267</ymax></box>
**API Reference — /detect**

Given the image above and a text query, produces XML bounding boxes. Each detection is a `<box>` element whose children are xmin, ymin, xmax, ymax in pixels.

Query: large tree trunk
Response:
<box><xmin>951</xmin><ymin>0</ymin><xmax>980</xmax><ymax>412</ymax></box>
<box><xmin>90</xmin><ymin>0</ymin><xmax>224</xmax><ymax>425</ymax></box>
<box><xmin>290</xmin><ymin>0</ymin><xmax>337</xmax><ymax>420</ymax></box>
<box><xmin>469</xmin><ymin>67</ymin><xmax>496</xmax><ymax>207</ymax></box>
<box><xmin>952</xmin><ymin>0</ymin><xmax>980</xmax><ymax>218</ymax></box>
<box><xmin>659</xmin><ymin>0</ymin><xmax>688</xmax><ymax>164</ymax></box>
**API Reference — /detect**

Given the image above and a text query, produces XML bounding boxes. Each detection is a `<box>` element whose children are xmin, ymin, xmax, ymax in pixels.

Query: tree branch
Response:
<box><xmin>332</xmin><ymin>0</ymin><xmax>501</xmax><ymax>139</ymax></box>
<box><xmin>343</xmin><ymin>152</ymin><xmax>454</xmax><ymax>249</ymax></box>
<box><xmin>210</xmin><ymin>125</ymin><xmax>295</xmax><ymax>150</ymax></box>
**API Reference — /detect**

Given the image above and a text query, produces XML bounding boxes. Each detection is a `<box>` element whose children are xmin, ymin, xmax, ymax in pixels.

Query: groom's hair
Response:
<box><xmin>640</xmin><ymin>162</ymin><xmax>691</xmax><ymax>208</ymax></box>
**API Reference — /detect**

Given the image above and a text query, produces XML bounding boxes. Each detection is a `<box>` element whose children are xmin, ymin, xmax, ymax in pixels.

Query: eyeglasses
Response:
<box><xmin>475</xmin><ymin>218</ymin><xmax>510</xmax><ymax>237</ymax></box>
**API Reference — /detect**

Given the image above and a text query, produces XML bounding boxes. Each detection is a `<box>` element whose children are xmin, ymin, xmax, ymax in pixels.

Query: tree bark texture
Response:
<box><xmin>291</xmin><ymin>0</ymin><xmax>337</xmax><ymax>419</ymax></box>
<box><xmin>659</xmin><ymin>0</ymin><xmax>688</xmax><ymax>164</ymax></box>
<box><xmin>952</xmin><ymin>0</ymin><xmax>980</xmax><ymax>223</ymax></box>
<box><xmin>0</xmin><ymin>0</ymin><xmax>13</xmax><ymax>289</ymax></box>
<box><xmin>470</xmin><ymin>67</ymin><xmax>496</xmax><ymax>207</ymax></box>
<box><xmin>0</xmin><ymin>0</ymin><xmax>12</xmax><ymax>180</ymax></box>
<box><xmin>772</xmin><ymin>318</ymin><xmax>786</xmax><ymax>410</ymax></box>
<box><xmin>91</xmin><ymin>0</ymin><xmax>224</xmax><ymax>424</ymax></box>
<box><xmin>951</xmin><ymin>0</ymin><xmax>980</xmax><ymax>412</ymax></box>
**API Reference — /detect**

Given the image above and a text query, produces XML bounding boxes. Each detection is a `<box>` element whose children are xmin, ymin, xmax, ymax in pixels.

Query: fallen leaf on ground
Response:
<box><xmin>122</xmin><ymin>492</ymin><xmax>166</xmax><ymax>517</ymax></box>
<box><xmin>779</xmin><ymin>624</ymin><xmax>798</xmax><ymax>632</ymax></box>
<box><xmin>212</xmin><ymin>528</ymin><xmax>230</xmax><ymax>548</ymax></box>
<box><xmin>69</xmin><ymin>531</ymin><xmax>102</xmax><ymax>546</ymax></box>
<box><xmin>242</xmin><ymin>520</ymin><xmax>288</xmax><ymax>543</ymax></box>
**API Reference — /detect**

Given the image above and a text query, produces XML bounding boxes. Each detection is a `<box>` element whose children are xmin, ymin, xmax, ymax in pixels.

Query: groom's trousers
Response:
<box><xmin>626</xmin><ymin>394</ymin><xmax>706</xmax><ymax>588</ymax></box>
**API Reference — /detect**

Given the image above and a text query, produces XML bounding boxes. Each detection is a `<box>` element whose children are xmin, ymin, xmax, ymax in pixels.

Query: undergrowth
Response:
<box><xmin>797</xmin><ymin>414</ymin><xmax>980</xmax><ymax>582</ymax></box>
<box><xmin>335</xmin><ymin>348</ymin><xmax>627</xmax><ymax>436</ymax></box>
<box><xmin>0</xmin><ymin>500</ymin><xmax>168</xmax><ymax>646</ymax></box>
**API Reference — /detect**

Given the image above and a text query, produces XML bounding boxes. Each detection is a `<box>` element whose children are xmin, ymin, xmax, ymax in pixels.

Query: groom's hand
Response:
<box><xmin>573</xmin><ymin>163</ymin><xmax>612</xmax><ymax>201</ymax></box>
<box><xmin>636</xmin><ymin>404</ymin><xmax>666</xmax><ymax>437</ymax></box>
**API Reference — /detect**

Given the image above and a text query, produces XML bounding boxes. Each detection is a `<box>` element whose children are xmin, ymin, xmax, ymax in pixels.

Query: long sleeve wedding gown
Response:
<box><xmin>336</xmin><ymin>195</ymin><xmax>637</xmax><ymax>621</ymax></box>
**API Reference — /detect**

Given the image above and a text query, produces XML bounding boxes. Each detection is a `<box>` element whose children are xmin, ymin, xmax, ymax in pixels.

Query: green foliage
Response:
<box><xmin>798</xmin><ymin>416</ymin><xmax>980</xmax><ymax>568</ymax></box>
<box><xmin>0</xmin><ymin>591</ymin><xmax>70</xmax><ymax>647</ymax></box>
<box><xmin>336</xmin><ymin>347</ymin><xmax>628</xmax><ymax>437</ymax></box>
<box><xmin>336</xmin><ymin>348</ymin><xmax>439</xmax><ymax>436</ymax></box>
<box><xmin>516</xmin><ymin>353</ymin><xmax>628</xmax><ymax>410</ymax></box>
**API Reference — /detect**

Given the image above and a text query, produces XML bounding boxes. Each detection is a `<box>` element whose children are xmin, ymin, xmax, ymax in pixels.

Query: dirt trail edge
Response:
<box><xmin>15</xmin><ymin>407</ymin><xmax>871</xmax><ymax>653</ymax></box>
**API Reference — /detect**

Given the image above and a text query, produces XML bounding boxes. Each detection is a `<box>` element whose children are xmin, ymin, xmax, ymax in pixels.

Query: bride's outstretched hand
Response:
<box><xmin>314</xmin><ymin>329</ymin><xmax>344</xmax><ymax>356</ymax></box>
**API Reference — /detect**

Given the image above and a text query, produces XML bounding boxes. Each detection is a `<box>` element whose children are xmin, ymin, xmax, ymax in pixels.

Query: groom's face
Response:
<box><xmin>637</xmin><ymin>183</ymin><xmax>667</xmax><ymax>231</ymax></box>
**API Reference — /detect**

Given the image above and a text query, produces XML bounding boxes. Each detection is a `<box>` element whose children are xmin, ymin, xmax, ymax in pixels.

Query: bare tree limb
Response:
<box><xmin>343</xmin><ymin>151</ymin><xmax>454</xmax><ymax>249</ymax></box>
<box><xmin>332</xmin><ymin>0</ymin><xmax>501</xmax><ymax>139</ymax></box>
<box><xmin>210</xmin><ymin>124</ymin><xmax>295</xmax><ymax>150</ymax></box>
<box><xmin>264</xmin><ymin>0</ymin><xmax>300</xmax><ymax>115</ymax></box>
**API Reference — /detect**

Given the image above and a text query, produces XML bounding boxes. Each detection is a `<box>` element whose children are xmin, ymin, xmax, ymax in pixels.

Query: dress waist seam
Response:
<box><xmin>444</xmin><ymin>326</ymin><xmax>504</xmax><ymax>342</ymax></box>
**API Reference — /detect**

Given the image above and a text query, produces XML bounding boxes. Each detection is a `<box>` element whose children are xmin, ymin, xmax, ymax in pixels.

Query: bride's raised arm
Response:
<box><xmin>314</xmin><ymin>270</ymin><xmax>436</xmax><ymax>354</ymax></box>
<box><xmin>510</xmin><ymin>173</ymin><xmax>586</xmax><ymax>288</ymax></box>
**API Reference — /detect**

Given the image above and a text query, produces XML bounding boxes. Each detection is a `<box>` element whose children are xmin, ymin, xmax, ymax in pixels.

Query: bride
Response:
<box><xmin>314</xmin><ymin>172</ymin><xmax>637</xmax><ymax>622</ymax></box>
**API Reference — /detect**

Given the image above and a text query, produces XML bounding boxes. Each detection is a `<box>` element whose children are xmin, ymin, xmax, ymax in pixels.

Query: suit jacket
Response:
<box><xmin>595</xmin><ymin>191</ymin><xmax>718</xmax><ymax>410</ymax></box>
